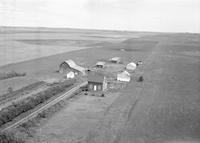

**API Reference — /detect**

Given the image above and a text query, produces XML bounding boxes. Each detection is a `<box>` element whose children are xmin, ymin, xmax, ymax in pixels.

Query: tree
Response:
<box><xmin>8</xmin><ymin>87</ymin><xmax>13</xmax><ymax>93</ymax></box>
<box><xmin>138</xmin><ymin>76</ymin><xmax>144</xmax><ymax>82</ymax></box>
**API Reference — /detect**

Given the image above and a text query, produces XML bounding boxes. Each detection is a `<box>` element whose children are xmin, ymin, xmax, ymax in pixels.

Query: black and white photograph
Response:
<box><xmin>0</xmin><ymin>0</ymin><xmax>200</xmax><ymax>143</ymax></box>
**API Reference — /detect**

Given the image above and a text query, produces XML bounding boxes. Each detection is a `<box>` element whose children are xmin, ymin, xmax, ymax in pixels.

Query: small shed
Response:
<box><xmin>117</xmin><ymin>71</ymin><xmax>131</xmax><ymax>82</ymax></box>
<box><xmin>87</xmin><ymin>72</ymin><xmax>107</xmax><ymax>91</ymax></box>
<box><xmin>66</xmin><ymin>71</ymin><xmax>75</xmax><ymax>79</ymax></box>
<box><xmin>109</xmin><ymin>57</ymin><xmax>121</xmax><ymax>63</ymax></box>
<box><xmin>136</xmin><ymin>61</ymin><xmax>143</xmax><ymax>66</ymax></box>
<box><xmin>59</xmin><ymin>60</ymin><xmax>85</xmax><ymax>75</ymax></box>
<box><xmin>126</xmin><ymin>62</ymin><xmax>137</xmax><ymax>71</ymax></box>
<box><xmin>96</xmin><ymin>61</ymin><xmax>105</xmax><ymax>68</ymax></box>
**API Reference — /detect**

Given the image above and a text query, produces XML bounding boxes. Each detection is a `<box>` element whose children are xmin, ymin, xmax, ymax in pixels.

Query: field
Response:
<box><xmin>0</xmin><ymin>27</ymin><xmax>200</xmax><ymax>143</ymax></box>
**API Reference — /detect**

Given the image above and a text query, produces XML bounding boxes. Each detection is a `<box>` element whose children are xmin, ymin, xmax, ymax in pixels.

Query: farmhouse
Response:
<box><xmin>96</xmin><ymin>61</ymin><xmax>105</xmax><ymax>68</ymax></box>
<box><xmin>117</xmin><ymin>71</ymin><xmax>131</xmax><ymax>82</ymax></box>
<box><xmin>87</xmin><ymin>72</ymin><xmax>107</xmax><ymax>91</ymax></box>
<box><xmin>126</xmin><ymin>62</ymin><xmax>137</xmax><ymax>71</ymax></box>
<box><xmin>109</xmin><ymin>57</ymin><xmax>121</xmax><ymax>63</ymax></box>
<box><xmin>59</xmin><ymin>60</ymin><xmax>85</xmax><ymax>75</ymax></box>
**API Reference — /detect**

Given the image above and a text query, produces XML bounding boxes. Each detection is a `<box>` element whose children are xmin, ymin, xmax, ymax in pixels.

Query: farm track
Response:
<box><xmin>0</xmin><ymin>81</ymin><xmax>87</xmax><ymax>132</ymax></box>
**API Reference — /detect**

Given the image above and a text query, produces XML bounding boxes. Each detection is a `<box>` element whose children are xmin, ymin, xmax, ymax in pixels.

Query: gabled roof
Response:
<box><xmin>63</xmin><ymin>60</ymin><xmax>85</xmax><ymax>75</ymax></box>
<box><xmin>110</xmin><ymin>57</ymin><xmax>120</xmax><ymax>61</ymax></box>
<box><xmin>96</xmin><ymin>61</ymin><xmax>105</xmax><ymax>66</ymax></box>
<box><xmin>88</xmin><ymin>72</ymin><xmax>105</xmax><ymax>83</ymax></box>
<box><xmin>118</xmin><ymin>70</ymin><xmax>130</xmax><ymax>76</ymax></box>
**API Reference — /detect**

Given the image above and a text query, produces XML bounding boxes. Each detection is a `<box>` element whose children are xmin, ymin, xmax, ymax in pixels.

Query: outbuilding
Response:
<box><xmin>59</xmin><ymin>59</ymin><xmax>85</xmax><ymax>75</ymax></box>
<box><xmin>87</xmin><ymin>72</ymin><xmax>107</xmax><ymax>91</ymax></box>
<box><xmin>66</xmin><ymin>71</ymin><xmax>75</xmax><ymax>79</ymax></box>
<box><xmin>126</xmin><ymin>62</ymin><xmax>137</xmax><ymax>71</ymax></box>
<box><xmin>96</xmin><ymin>61</ymin><xmax>106</xmax><ymax>68</ymax></box>
<box><xmin>109</xmin><ymin>57</ymin><xmax>121</xmax><ymax>63</ymax></box>
<box><xmin>117</xmin><ymin>71</ymin><xmax>131</xmax><ymax>82</ymax></box>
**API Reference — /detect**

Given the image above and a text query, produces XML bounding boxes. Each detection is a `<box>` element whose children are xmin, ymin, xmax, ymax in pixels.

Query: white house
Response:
<box><xmin>117</xmin><ymin>71</ymin><xmax>131</xmax><ymax>82</ymax></box>
<box><xmin>66</xmin><ymin>71</ymin><xmax>75</xmax><ymax>79</ymax></box>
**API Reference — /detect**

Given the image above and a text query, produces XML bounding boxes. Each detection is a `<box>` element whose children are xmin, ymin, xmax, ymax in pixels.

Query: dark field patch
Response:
<box><xmin>107</xmin><ymin>39</ymin><xmax>158</xmax><ymax>52</ymax></box>
<box><xmin>17</xmin><ymin>39</ymin><xmax>98</xmax><ymax>46</ymax></box>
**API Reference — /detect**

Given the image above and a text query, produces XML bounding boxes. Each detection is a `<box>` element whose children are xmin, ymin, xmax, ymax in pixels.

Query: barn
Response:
<box><xmin>59</xmin><ymin>60</ymin><xmax>85</xmax><ymax>75</ymax></box>
<box><xmin>87</xmin><ymin>72</ymin><xmax>107</xmax><ymax>91</ymax></box>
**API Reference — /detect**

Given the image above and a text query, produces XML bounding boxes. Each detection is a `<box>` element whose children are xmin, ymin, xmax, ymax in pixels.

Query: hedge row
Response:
<box><xmin>0</xmin><ymin>71</ymin><xmax>26</xmax><ymax>80</ymax></box>
<box><xmin>0</xmin><ymin>132</ymin><xmax>25</xmax><ymax>143</ymax></box>
<box><xmin>0</xmin><ymin>81</ymin><xmax>45</xmax><ymax>102</ymax></box>
<box><xmin>0</xmin><ymin>80</ymin><xmax>75</xmax><ymax>127</ymax></box>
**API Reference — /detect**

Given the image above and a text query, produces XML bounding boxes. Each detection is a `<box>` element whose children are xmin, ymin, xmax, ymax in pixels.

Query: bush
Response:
<box><xmin>0</xmin><ymin>71</ymin><xmax>26</xmax><ymax>80</ymax></box>
<box><xmin>7</xmin><ymin>87</ymin><xmax>13</xmax><ymax>93</ymax></box>
<box><xmin>138</xmin><ymin>76</ymin><xmax>144</xmax><ymax>82</ymax></box>
<box><xmin>0</xmin><ymin>132</ymin><xmax>25</xmax><ymax>143</ymax></box>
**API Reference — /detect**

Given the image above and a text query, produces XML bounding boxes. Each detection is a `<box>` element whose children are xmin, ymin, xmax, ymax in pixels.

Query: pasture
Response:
<box><xmin>0</xmin><ymin>27</ymin><xmax>199</xmax><ymax>143</ymax></box>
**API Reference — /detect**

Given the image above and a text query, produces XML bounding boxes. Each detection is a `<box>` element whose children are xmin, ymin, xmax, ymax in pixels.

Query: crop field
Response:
<box><xmin>0</xmin><ymin>27</ymin><xmax>200</xmax><ymax>143</ymax></box>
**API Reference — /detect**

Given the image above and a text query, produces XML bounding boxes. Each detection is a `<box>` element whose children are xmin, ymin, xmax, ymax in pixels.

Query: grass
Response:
<box><xmin>16</xmin><ymin>88</ymin><xmax>82</xmax><ymax>139</ymax></box>
<box><xmin>0</xmin><ymin>80</ymin><xmax>75</xmax><ymax>127</ymax></box>
<box><xmin>0</xmin><ymin>132</ymin><xmax>25</xmax><ymax>143</ymax></box>
<box><xmin>0</xmin><ymin>27</ymin><xmax>199</xmax><ymax>143</ymax></box>
<box><xmin>0</xmin><ymin>81</ymin><xmax>44</xmax><ymax>103</ymax></box>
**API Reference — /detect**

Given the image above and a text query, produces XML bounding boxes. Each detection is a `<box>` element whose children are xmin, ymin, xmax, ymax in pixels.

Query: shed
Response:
<box><xmin>96</xmin><ymin>61</ymin><xmax>105</xmax><ymax>68</ymax></box>
<box><xmin>117</xmin><ymin>71</ymin><xmax>131</xmax><ymax>82</ymax></box>
<box><xmin>109</xmin><ymin>57</ymin><xmax>121</xmax><ymax>63</ymax></box>
<box><xmin>66</xmin><ymin>71</ymin><xmax>75</xmax><ymax>79</ymax></box>
<box><xmin>126</xmin><ymin>62</ymin><xmax>137</xmax><ymax>71</ymax></box>
<box><xmin>87</xmin><ymin>72</ymin><xmax>107</xmax><ymax>91</ymax></box>
<box><xmin>59</xmin><ymin>60</ymin><xmax>85</xmax><ymax>75</ymax></box>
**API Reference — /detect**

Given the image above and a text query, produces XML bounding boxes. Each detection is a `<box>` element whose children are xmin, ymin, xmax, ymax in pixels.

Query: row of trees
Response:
<box><xmin>0</xmin><ymin>81</ymin><xmax>44</xmax><ymax>102</ymax></box>
<box><xmin>0</xmin><ymin>80</ymin><xmax>74</xmax><ymax>127</ymax></box>
<box><xmin>0</xmin><ymin>71</ymin><xmax>26</xmax><ymax>80</ymax></box>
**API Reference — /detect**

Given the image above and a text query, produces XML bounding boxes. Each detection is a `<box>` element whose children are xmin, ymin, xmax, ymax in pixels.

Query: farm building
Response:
<box><xmin>117</xmin><ymin>71</ymin><xmax>131</xmax><ymax>82</ymax></box>
<box><xmin>126</xmin><ymin>62</ymin><xmax>137</xmax><ymax>71</ymax></box>
<box><xmin>96</xmin><ymin>61</ymin><xmax>105</xmax><ymax>68</ymax></box>
<box><xmin>87</xmin><ymin>72</ymin><xmax>107</xmax><ymax>91</ymax></box>
<box><xmin>136</xmin><ymin>61</ymin><xmax>143</xmax><ymax>66</ymax></box>
<box><xmin>65</xmin><ymin>71</ymin><xmax>75</xmax><ymax>79</ymax></box>
<box><xmin>109</xmin><ymin>57</ymin><xmax>121</xmax><ymax>63</ymax></box>
<box><xmin>59</xmin><ymin>60</ymin><xmax>85</xmax><ymax>75</ymax></box>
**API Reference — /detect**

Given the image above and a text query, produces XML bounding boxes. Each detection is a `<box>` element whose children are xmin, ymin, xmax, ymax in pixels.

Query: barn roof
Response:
<box><xmin>88</xmin><ymin>72</ymin><xmax>105</xmax><ymax>83</ymax></box>
<box><xmin>62</xmin><ymin>60</ymin><xmax>85</xmax><ymax>75</ymax></box>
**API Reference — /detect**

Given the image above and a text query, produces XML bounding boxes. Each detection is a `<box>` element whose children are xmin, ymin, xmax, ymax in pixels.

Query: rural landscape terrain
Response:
<box><xmin>0</xmin><ymin>26</ymin><xmax>200</xmax><ymax>143</ymax></box>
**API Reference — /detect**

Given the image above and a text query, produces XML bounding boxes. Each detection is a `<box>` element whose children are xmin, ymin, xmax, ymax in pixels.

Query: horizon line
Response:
<box><xmin>0</xmin><ymin>25</ymin><xmax>199</xmax><ymax>34</ymax></box>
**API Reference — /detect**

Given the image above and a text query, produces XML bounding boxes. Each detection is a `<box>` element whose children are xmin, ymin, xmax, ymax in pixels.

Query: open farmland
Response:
<box><xmin>0</xmin><ymin>27</ymin><xmax>200</xmax><ymax>143</ymax></box>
